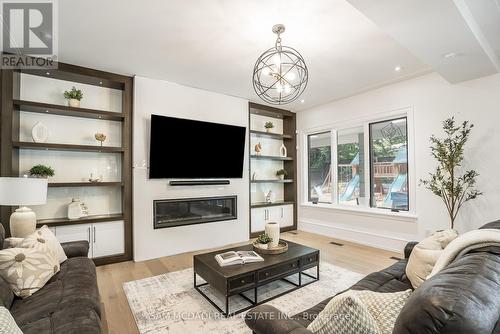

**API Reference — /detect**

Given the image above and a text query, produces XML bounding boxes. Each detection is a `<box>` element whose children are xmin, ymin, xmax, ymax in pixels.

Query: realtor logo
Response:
<box><xmin>1</xmin><ymin>0</ymin><xmax>58</xmax><ymax>68</ymax></box>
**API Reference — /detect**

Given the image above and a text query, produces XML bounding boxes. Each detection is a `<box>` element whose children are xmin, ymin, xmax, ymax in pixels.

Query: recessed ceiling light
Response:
<box><xmin>300</xmin><ymin>99</ymin><xmax>305</xmax><ymax>103</ymax></box>
<box><xmin>443</xmin><ymin>52</ymin><xmax>458</xmax><ymax>59</ymax></box>
<box><xmin>394</xmin><ymin>66</ymin><xmax>402</xmax><ymax>72</ymax></box>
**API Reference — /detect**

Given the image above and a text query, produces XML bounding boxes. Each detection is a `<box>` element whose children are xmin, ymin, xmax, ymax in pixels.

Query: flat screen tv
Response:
<box><xmin>149</xmin><ymin>114</ymin><xmax>246</xmax><ymax>179</ymax></box>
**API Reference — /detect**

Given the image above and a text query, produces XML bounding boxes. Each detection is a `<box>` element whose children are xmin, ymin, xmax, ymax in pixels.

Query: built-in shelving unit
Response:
<box><xmin>248</xmin><ymin>102</ymin><xmax>297</xmax><ymax>237</ymax></box>
<box><xmin>1</xmin><ymin>61</ymin><xmax>133</xmax><ymax>266</ymax></box>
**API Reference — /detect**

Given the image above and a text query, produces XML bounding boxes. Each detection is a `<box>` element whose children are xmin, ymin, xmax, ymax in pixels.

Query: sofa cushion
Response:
<box><xmin>0</xmin><ymin>306</ymin><xmax>22</xmax><ymax>334</ymax></box>
<box><xmin>0</xmin><ymin>275</ymin><xmax>14</xmax><ymax>309</ymax></box>
<box><xmin>393</xmin><ymin>251</ymin><xmax>500</xmax><ymax>334</ymax></box>
<box><xmin>19</xmin><ymin>306</ymin><xmax>101</xmax><ymax>334</ymax></box>
<box><xmin>21</xmin><ymin>226</ymin><xmax>68</xmax><ymax>264</ymax></box>
<box><xmin>9</xmin><ymin>256</ymin><xmax>100</xmax><ymax>328</ymax></box>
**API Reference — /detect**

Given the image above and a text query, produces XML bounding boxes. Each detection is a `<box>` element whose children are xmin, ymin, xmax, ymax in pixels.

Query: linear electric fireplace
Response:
<box><xmin>153</xmin><ymin>196</ymin><xmax>237</xmax><ymax>229</ymax></box>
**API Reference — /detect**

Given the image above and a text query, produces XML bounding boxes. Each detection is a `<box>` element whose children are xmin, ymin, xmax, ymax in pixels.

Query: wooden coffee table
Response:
<box><xmin>193</xmin><ymin>240</ymin><xmax>319</xmax><ymax>317</ymax></box>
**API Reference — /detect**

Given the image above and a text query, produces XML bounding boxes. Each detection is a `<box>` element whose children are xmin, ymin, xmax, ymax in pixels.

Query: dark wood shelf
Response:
<box><xmin>48</xmin><ymin>182</ymin><xmax>123</xmax><ymax>188</ymax></box>
<box><xmin>14</xmin><ymin>100</ymin><xmax>124</xmax><ymax>121</ymax></box>
<box><xmin>251</xmin><ymin>179</ymin><xmax>294</xmax><ymax>184</ymax></box>
<box><xmin>37</xmin><ymin>214</ymin><xmax>124</xmax><ymax>227</ymax></box>
<box><xmin>251</xmin><ymin>200</ymin><xmax>295</xmax><ymax>208</ymax></box>
<box><xmin>12</xmin><ymin>141</ymin><xmax>124</xmax><ymax>153</ymax></box>
<box><xmin>250</xmin><ymin>130</ymin><xmax>293</xmax><ymax>140</ymax></box>
<box><xmin>251</xmin><ymin>155</ymin><xmax>293</xmax><ymax>161</ymax></box>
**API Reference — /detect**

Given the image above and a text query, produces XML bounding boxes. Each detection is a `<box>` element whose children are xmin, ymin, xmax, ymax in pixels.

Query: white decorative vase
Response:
<box><xmin>68</xmin><ymin>99</ymin><xmax>80</xmax><ymax>108</ymax></box>
<box><xmin>257</xmin><ymin>243</ymin><xmax>268</xmax><ymax>250</ymax></box>
<box><xmin>31</xmin><ymin>122</ymin><xmax>49</xmax><ymax>143</ymax></box>
<box><xmin>266</xmin><ymin>128</ymin><xmax>272</xmax><ymax>133</ymax></box>
<box><xmin>279</xmin><ymin>144</ymin><xmax>287</xmax><ymax>157</ymax></box>
<box><xmin>265</xmin><ymin>222</ymin><xmax>280</xmax><ymax>248</ymax></box>
<box><xmin>68</xmin><ymin>198</ymin><xmax>84</xmax><ymax>219</ymax></box>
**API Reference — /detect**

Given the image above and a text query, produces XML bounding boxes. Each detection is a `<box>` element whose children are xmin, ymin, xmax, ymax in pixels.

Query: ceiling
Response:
<box><xmin>56</xmin><ymin>1</ymin><xmax>499</xmax><ymax>111</ymax></box>
<box><xmin>56</xmin><ymin>0</ymin><xmax>430</xmax><ymax>111</ymax></box>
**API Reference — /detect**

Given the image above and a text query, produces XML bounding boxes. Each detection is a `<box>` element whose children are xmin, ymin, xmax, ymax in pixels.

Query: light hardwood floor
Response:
<box><xmin>96</xmin><ymin>230</ymin><xmax>402</xmax><ymax>334</ymax></box>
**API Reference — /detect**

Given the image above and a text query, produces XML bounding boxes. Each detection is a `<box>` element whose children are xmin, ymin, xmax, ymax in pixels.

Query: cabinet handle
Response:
<box><xmin>93</xmin><ymin>226</ymin><xmax>96</xmax><ymax>243</ymax></box>
<box><xmin>87</xmin><ymin>227</ymin><xmax>91</xmax><ymax>243</ymax></box>
<box><xmin>281</xmin><ymin>207</ymin><xmax>284</xmax><ymax>218</ymax></box>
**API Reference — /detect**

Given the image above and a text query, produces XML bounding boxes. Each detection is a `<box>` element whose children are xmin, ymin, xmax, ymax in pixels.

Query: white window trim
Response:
<box><xmin>300</xmin><ymin>106</ymin><xmax>417</xmax><ymax>219</ymax></box>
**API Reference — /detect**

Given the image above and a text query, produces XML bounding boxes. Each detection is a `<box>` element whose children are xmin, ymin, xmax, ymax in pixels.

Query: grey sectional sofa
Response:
<box><xmin>0</xmin><ymin>224</ymin><xmax>101</xmax><ymax>334</ymax></box>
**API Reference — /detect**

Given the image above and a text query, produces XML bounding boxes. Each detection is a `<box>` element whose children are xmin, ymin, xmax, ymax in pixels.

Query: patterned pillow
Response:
<box><xmin>0</xmin><ymin>306</ymin><xmax>22</xmax><ymax>334</ymax></box>
<box><xmin>21</xmin><ymin>225</ymin><xmax>67</xmax><ymax>264</ymax></box>
<box><xmin>0</xmin><ymin>244</ymin><xmax>60</xmax><ymax>298</ymax></box>
<box><xmin>307</xmin><ymin>290</ymin><xmax>381</xmax><ymax>334</ymax></box>
<box><xmin>307</xmin><ymin>289</ymin><xmax>412</xmax><ymax>334</ymax></box>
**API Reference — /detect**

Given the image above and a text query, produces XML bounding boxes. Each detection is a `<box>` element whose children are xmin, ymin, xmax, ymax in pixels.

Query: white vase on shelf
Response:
<box><xmin>279</xmin><ymin>144</ymin><xmax>287</xmax><ymax>157</ymax></box>
<box><xmin>68</xmin><ymin>99</ymin><xmax>80</xmax><ymax>108</ymax></box>
<box><xmin>265</xmin><ymin>222</ymin><xmax>280</xmax><ymax>248</ymax></box>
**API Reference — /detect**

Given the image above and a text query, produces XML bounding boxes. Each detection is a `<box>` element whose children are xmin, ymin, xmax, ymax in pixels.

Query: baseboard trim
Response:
<box><xmin>299</xmin><ymin>218</ymin><xmax>413</xmax><ymax>253</ymax></box>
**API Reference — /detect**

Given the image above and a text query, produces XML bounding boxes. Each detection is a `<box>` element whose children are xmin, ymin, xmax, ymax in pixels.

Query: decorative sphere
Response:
<box><xmin>253</xmin><ymin>45</ymin><xmax>308</xmax><ymax>105</ymax></box>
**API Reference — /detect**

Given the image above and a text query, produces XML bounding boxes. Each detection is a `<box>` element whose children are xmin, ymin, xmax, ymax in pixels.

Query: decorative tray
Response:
<box><xmin>253</xmin><ymin>240</ymin><xmax>288</xmax><ymax>255</ymax></box>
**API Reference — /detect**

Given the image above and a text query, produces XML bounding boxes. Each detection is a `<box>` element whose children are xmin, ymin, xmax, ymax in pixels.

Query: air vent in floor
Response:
<box><xmin>289</xmin><ymin>231</ymin><xmax>298</xmax><ymax>235</ymax></box>
<box><xmin>390</xmin><ymin>256</ymin><xmax>403</xmax><ymax>261</ymax></box>
<box><xmin>329</xmin><ymin>241</ymin><xmax>344</xmax><ymax>246</ymax></box>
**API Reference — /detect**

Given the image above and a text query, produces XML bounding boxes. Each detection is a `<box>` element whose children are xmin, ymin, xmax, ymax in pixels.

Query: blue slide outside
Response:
<box><xmin>339</xmin><ymin>174</ymin><xmax>360</xmax><ymax>202</ymax></box>
<box><xmin>383</xmin><ymin>173</ymin><xmax>407</xmax><ymax>208</ymax></box>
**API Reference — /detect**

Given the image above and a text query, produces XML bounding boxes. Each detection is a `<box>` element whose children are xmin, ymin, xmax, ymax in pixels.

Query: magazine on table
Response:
<box><xmin>215</xmin><ymin>250</ymin><xmax>264</xmax><ymax>267</ymax></box>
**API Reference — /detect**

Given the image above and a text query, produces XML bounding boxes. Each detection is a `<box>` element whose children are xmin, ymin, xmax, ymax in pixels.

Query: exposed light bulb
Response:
<box><xmin>275</xmin><ymin>83</ymin><xmax>283</xmax><ymax>93</ymax></box>
<box><xmin>284</xmin><ymin>85</ymin><xmax>291</xmax><ymax>94</ymax></box>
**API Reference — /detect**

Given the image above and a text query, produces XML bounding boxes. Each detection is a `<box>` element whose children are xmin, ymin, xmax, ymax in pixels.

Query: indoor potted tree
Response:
<box><xmin>255</xmin><ymin>233</ymin><xmax>273</xmax><ymax>250</ymax></box>
<box><xmin>63</xmin><ymin>86</ymin><xmax>84</xmax><ymax>108</ymax></box>
<box><xmin>420</xmin><ymin>117</ymin><xmax>482</xmax><ymax>230</ymax></box>
<box><xmin>29</xmin><ymin>164</ymin><xmax>55</xmax><ymax>178</ymax></box>
<box><xmin>276</xmin><ymin>168</ymin><xmax>288</xmax><ymax>180</ymax></box>
<box><xmin>264</xmin><ymin>121</ymin><xmax>274</xmax><ymax>133</ymax></box>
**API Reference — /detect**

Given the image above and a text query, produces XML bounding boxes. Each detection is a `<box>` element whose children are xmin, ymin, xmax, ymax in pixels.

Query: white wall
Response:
<box><xmin>297</xmin><ymin>72</ymin><xmax>500</xmax><ymax>251</ymax></box>
<box><xmin>133</xmin><ymin>76</ymin><xmax>249</xmax><ymax>261</ymax></box>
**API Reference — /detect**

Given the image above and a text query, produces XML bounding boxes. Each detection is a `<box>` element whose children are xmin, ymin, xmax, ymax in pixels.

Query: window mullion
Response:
<box><xmin>331</xmin><ymin>129</ymin><xmax>338</xmax><ymax>204</ymax></box>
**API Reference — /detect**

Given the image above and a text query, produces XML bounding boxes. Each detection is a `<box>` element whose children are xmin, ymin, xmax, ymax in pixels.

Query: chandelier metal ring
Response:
<box><xmin>252</xmin><ymin>24</ymin><xmax>308</xmax><ymax>105</ymax></box>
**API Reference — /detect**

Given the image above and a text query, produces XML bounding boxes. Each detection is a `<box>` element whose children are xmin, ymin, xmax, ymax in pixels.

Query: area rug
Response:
<box><xmin>123</xmin><ymin>262</ymin><xmax>363</xmax><ymax>334</ymax></box>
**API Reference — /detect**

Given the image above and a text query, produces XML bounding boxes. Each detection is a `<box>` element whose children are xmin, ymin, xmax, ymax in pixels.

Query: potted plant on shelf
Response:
<box><xmin>264</xmin><ymin>121</ymin><xmax>274</xmax><ymax>133</ymax></box>
<box><xmin>29</xmin><ymin>164</ymin><xmax>55</xmax><ymax>178</ymax></box>
<box><xmin>256</xmin><ymin>233</ymin><xmax>273</xmax><ymax>250</ymax></box>
<box><xmin>276</xmin><ymin>168</ymin><xmax>288</xmax><ymax>180</ymax></box>
<box><xmin>63</xmin><ymin>86</ymin><xmax>83</xmax><ymax>108</ymax></box>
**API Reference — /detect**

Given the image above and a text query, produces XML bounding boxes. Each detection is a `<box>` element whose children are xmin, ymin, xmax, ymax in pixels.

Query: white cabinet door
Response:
<box><xmin>54</xmin><ymin>224</ymin><xmax>92</xmax><ymax>257</ymax></box>
<box><xmin>92</xmin><ymin>221</ymin><xmax>124</xmax><ymax>258</ymax></box>
<box><xmin>280</xmin><ymin>205</ymin><xmax>294</xmax><ymax>227</ymax></box>
<box><xmin>251</xmin><ymin>208</ymin><xmax>267</xmax><ymax>233</ymax></box>
<box><xmin>267</xmin><ymin>206</ymin><xmax>283</xmax><ymax>223</ymax></box>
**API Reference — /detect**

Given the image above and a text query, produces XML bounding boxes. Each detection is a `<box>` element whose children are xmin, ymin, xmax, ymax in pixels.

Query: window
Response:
<box><xmin>369</xmin><ymin>118</ymin><xmax>408</xmax><ymax>211</ymax></box>
<box><xmin>337</xmin><ymin>127</ymin><xmax>366</xmax><ymax>206</ymax></box>
<box><xmin>305</xmin><ymin>115</ymin><xmax>410</xmax><ymax>212</ymax></box>
<box><xmin>307</xmin><ymin>132</ymin><xmax>331</xmax><ymax>203</ymax></box>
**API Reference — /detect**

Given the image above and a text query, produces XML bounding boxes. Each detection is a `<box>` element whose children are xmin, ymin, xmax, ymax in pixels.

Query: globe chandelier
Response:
<box><xmin>252</xmin><ymin>24</ymin><xmax>308</xmax><ymax>105</ymax></box>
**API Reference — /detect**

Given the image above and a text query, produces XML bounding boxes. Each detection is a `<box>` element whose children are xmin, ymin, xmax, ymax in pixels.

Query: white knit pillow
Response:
<box><xmin>307</xmin><ymin>289</ymin><xmax>412</xmax><ymax>334</ymax></box>
<box><xmin>0</xmin><ymin>306</ymin><xmax>22</xmax><ymax>334</ymax></box>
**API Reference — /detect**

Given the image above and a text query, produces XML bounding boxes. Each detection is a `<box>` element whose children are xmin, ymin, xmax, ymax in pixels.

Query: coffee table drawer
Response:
<box><xmin>229</xmin><ymin>274</ymin><xmax>255</xmax><ymax>291</ymax></box>
<box><xmin>300</xmin><ymin>253</ymin><xmax>319</xmax><ymax>267</ymax></box>
<box><xmin>258</xmin><ymin>260</ymin><xmax>300</xmax><ymax>281</ymax></box>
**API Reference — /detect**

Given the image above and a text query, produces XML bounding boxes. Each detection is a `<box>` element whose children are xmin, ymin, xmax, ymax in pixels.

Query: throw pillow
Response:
<box><xmin>405</xmin><ymin>229</ymin><xmax>458</xmax><ymax>288</ymax></box>
<box><xmin>0</xmin><ymin>244</ymin><xmax>60</xmax><ymax>298</ymax></box>
<box><xmin>0</xmin><ymin>306</ymin><xmax>22</xmax><ymax>334</ymax></box>
<box><xmin>21</xmin><ymin>225</ymin><xmax>67</xmax><ymax>264</ymax></box>
<box><xmin>307</xmin><ymin>289</ymin><xmax>412</xmax><ymax>334</ymax></box>
<box><xmin>307</xmin><ymin>290</ymin><xmax>381</xmax><ymax>334</ymax></box>
<box><xmin>3</xmin><ymin>238</ymin><xmax>23</xmax><ymax>249</ymax></box>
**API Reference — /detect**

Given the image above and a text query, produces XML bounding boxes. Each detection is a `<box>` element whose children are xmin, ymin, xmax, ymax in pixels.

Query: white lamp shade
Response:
<box><xmin>0</xmin><ymin>177</ymin><xmax>48</xmax><ymax>206</ymax></box>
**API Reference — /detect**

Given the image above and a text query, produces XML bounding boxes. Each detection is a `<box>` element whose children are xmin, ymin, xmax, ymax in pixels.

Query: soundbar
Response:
<box><xmin>169</xmin><ymin>180</ymin><xmax>230</xmax><ymax>186</ymax></box>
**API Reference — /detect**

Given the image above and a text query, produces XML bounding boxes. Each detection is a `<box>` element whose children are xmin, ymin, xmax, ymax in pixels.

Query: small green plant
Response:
<box><xmin>276</xmin><ymin>169</ymin><xmax>288</xmax><ymax>177</ymax></box>
<box><xmin>256</xmin><ymin>233</ymin><xmax>272</xmax><ymax>244</ymax></box>
<box><xmin>264</xmin><ymin>121</ymin><xmax>274</xmax><ymax>129</ymax></box>
<box><xmin>29</xmin><ymin>164</ymin><xmax>55</xmax><ymax>178</ymax></box>
<box><xmin>63</xmin><ymin>86</ymin><xmax>83</xmax><ymax>101</ymax></box>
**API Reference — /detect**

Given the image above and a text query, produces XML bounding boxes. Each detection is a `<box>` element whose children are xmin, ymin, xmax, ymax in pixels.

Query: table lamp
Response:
<box><xmin>0</xmin><ymin>176</ymin><xmax>48</xmax><ymax>237</ymax></box>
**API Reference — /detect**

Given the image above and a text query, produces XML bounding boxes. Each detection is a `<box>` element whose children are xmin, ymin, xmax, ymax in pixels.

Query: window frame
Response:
<box><xmin>368</xmin><ymin>117</ymin><xmax>409</xmax><ymax>212</ymax></box>
<box><xmin>301</xmin><ymin>108</ymin><xmax>416</xmax><ymax>218</ymax></box>
<box><xmin>306</xmin><ymin>130</ymin><xmax>335</xmax><ymax>203</ymax></box>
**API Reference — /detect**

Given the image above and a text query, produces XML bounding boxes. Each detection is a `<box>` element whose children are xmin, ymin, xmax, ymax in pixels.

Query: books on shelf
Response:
<box><xmin>215</xmin><ymin>250</ymin><xmax>264</xmax><ymax>267</ymax></box>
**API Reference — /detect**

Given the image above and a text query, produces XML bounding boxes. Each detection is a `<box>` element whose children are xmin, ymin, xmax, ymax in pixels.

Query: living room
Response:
<box><xmin>0</xmin><ymin>1</ymin><xmax>499</xmax><ymax>333</ymax></box>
